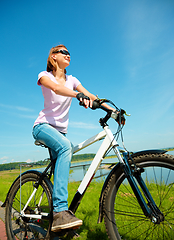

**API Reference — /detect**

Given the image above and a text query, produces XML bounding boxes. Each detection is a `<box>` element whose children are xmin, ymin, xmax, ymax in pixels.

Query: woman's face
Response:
<box><xmin>52</xmin><ymin>47</ymin><xmax>71</xmax><ymax>69</ymax></box>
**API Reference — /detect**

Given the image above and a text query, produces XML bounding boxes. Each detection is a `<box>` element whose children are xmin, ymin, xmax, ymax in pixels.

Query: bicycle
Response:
<box><xmin>2</xmin><ymin>98</ymin><xmax>174</xmax><ymax>240</ymax></box>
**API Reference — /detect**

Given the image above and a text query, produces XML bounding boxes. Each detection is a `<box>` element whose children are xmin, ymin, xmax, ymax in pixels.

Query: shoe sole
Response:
<box><xmin>51</xmin><ymin>220</ymin><xmax>83</xmax><ymax>232</ymax></box>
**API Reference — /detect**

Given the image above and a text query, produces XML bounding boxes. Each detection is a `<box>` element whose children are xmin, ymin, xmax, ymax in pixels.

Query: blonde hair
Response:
<box><xmin>47</xmin><ymin>44</ymin><xmax>67</xmax><ymax>73</ymax></box>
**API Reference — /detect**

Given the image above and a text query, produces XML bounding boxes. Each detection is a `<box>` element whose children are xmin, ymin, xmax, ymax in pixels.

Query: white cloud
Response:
<box><xmin>0</xmin><ymin>156</ymin><xmax>9</xmax><ymax>160</ymax></box>
<box><xmin>26</xmin><ymin>159</ymin><xmax>32</xmax><ymax>163</ymax></box>
<box><xmin>18</xmin><ymin>114</ymin><xmax>38</xmax><ymax>119</ymax></box>
<box><xmin>0</xmin><ymin>103</ymin><xmax>34</xmax><ymax>112</ymax></box>
<box><xmin>0</xmin><ymin>103</ymin><xmax>37</xmax><ymax>119</ymax></box>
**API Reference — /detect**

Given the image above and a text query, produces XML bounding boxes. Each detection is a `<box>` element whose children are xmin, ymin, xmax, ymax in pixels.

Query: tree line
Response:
<box><xmin>0</xmin><ymin>154</ymin><xmax>95</xmax><ymax>171</ymax></box>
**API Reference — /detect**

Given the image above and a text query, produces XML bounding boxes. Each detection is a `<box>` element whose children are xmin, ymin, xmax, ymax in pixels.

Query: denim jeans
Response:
<box><xmin>32</xmin><ymin>123</ymin><xmax>73</xmax><ymax>213</ymax></box>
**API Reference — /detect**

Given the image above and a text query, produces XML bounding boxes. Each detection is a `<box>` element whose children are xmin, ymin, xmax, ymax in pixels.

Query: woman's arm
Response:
<box><xmin>40</xmin><ymin>77</ymin><xmax>115</xmax><ymax>111</ymax></box>
<box><xmin>76</xmin><ymin>84</ymin><xmax>115</xmax><ymax>111</ymax></box>
<box><xmin>40</xmin><ymin>76</ymin><xmax>78</xmax><ymax>98</ymax></box>
<box><xmin>76</xmin><ymin>84</ymin><xmax>97</xmax><ymax>100</ymax></box>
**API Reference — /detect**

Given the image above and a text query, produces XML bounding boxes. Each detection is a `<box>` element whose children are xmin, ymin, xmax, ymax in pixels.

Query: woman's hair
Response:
<box><xmin>47</xmin><ymin>44</ymin><xmax>67</xmax><ymax>73</ymax></box>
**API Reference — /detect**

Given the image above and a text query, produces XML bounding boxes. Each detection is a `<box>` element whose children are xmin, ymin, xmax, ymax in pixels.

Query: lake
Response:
<box><xmin>69</xmin><ymin>150</ymin><xmax>174</xmax><ymax>182</ymax></box>
<box><xmin>69</xmin><ymin>157</ymin><xmax>117</xmax><ymax>182</ymax></box>
<box><xmin>38</xmin><ymin>150</ymin><xmax>174</xmax><ymax>183</ymax></box>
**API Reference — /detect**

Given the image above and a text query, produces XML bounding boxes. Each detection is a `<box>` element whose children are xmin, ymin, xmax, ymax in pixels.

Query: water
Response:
<box><xmin>69</xmin><ymin>150</ymin><xmax>174</xmax><ymax>183</ymax></box>
<box><xmin>37</xmin><ymin>150</ymin><xmax>174</xmax><ymax>183</ymax></box>
<box><xmin>69</xmin><ymin>158</ymin><xmax>118</xmax><ymax>182</ymax></box>
<box><xmin>36</xmin><ymin>158</ymin><xmax>117</xmax><ymax>183</ymax></box>
<box><xmin>168</xmin><ymin>150</ymin><xmax>174</xmax><ymax>155</ymax></box>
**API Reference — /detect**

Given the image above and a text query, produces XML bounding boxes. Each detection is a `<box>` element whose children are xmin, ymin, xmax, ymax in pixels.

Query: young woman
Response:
<box><xmin>33</xmin><ymin>44</ymin><xmax>114</xmax><ymax>232</ymax></box>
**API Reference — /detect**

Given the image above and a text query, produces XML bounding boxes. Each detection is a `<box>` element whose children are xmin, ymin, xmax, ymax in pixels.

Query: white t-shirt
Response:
<box><xmin>34</xmin><ymin>71</ymin><xmax>81</xmax><ymax>133</ymax></box>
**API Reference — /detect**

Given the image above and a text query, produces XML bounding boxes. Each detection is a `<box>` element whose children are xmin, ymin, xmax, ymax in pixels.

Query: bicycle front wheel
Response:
<box><xmin>103</xmin><ymin>153</ymin><xmax>174</xmax><ymax>240</ymax></box>
<box><xmin>5</xmin><ymin>171</ymin><xmax>53</xmax><ymax>240</ymax></box>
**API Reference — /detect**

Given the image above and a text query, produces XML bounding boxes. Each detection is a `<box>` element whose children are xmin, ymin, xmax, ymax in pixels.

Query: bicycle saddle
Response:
<box><xmin>34</xmin><ymin>140</ymin><xmax>48</xmax><ymax>148</ymax></box>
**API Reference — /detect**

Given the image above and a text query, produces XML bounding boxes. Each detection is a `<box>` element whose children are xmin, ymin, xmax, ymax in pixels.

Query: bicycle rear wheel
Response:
<box><xmin>5</xmin><ymin>171</ymin><xmax>53</xmax><ymax>240</ymax></box>
<box><xmin>103</xmin><ymin>153</ymin><xmax>174</xmax><ymax>240</ymax></box>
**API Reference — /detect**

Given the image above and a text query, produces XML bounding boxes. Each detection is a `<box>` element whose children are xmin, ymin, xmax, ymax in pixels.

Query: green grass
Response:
<box><xmin>0</xmin><ymin>169</ymin><xmax>21</xmax><ymax>201</ymax></box>
<box><xmin>0</xmin><ymin>169</ymin><xmax>108</xmax><ymax>239</ymax></box>
<box><xmin>1</xmin><ymin>168</ymin><xmax>173</xmax><ymax>239</ymax></box>
<box><xmin>67</xmin><ymin>180</ymin><xmax>108</xmax><ymax>239</ymax></box>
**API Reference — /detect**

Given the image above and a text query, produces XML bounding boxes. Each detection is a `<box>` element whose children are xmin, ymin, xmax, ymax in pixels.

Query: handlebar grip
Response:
<box><xmin>91</xmin><ymin>100</ymin><xmax>101</xmax><ymax>110</ymax></box>
<box><xmin>79</xmin><ymin>101</ymin><xmax>85</xmax><ymax>107</ymax></box>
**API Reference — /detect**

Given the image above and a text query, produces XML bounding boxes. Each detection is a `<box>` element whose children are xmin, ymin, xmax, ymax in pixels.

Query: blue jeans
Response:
<box><xmin>32</xmin><ymin>123</ymin><xmax>73</xmax><ymax>213</ymax></box>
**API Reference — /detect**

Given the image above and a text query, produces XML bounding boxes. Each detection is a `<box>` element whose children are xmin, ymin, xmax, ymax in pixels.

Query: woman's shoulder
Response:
<box><xmin>38</xmin><ymin>71</ymin><xmax>53</xmax><ymax>79</ymax></box>
<box><xmin>37</xmin><ymin>71</ymin><xmax>54</xmax><ymax>85</ymax></box>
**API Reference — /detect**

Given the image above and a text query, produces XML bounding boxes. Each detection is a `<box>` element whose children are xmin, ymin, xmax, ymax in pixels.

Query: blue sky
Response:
<box><xmin>0</xmin><ymin>0</ymin><xmax>174</xmax><ymax>164</ymax></box>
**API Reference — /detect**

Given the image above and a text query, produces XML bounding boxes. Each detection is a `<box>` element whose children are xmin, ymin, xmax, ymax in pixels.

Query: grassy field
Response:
<box><xmin>1</xmin><ymin>163</ymin><xmax>173</xmax><ymax>240</ymax></box>
<box><xmin>0</xmin><ymin>168</ymin><xmax>21</xmax><ymax>202</ymax></box>
<box><xmin>0</xmin><ymin>168</ymin><xmax>108</xmax><ymax>239</ymax></box>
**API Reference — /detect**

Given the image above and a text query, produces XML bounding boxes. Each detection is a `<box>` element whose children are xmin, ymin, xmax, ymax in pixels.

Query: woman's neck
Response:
<box><xmin>52</xmin><ymin>69</ymin><xmax>65</xmax><ymax>78</ymax></box>
<box><xmin>52</xmin><ymin>69</ymin><xmax>66</xmax><ymax>84</ymax></box>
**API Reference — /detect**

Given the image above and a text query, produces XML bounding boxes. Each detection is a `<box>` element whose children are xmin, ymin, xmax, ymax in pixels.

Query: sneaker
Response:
<box><xmin>51</xmin><ymin>210</ymin><xmax>83</xmax><ymax>232</ymax></box>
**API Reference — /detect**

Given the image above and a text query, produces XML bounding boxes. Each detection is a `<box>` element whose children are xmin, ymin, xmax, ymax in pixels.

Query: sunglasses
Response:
<box><xmin>53</xmin><ymin>49</ymin><xmax>70</xmax><ymax>56</ymax></box>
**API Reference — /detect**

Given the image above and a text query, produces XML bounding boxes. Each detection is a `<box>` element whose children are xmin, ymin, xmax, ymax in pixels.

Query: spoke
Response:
<box><xmin>164</xmin><ymin>220</ymin><xmax>174</xmax><ymax>231</ymax></box>
<box><xmin>14</xmin><ymin>196</ymin><xmax>25</xmax><ymax>209</ymax></box>
<box><xmin>153</xmin><ymin>167</ymin><xmax>160</xmax><ymax>195</ymax></box>
<box><xmin>164</xmin><ymin>203</ymin><xmax>174</xmax><ymax>218</ymax></box>
<box><xmin>116</xmin><ymin>185</ymin><xmax>140</xmax><ymax>208</ymax></box>
<box><xmin>115</xmin><ymin>196</ymin><xmax>140</xmax><ymax>210</ymax></box>
<box><xmin>165</xmin><ymin>216</ymin><xmax>174</xmax><ymax>223</ymax></box>
<box><xmin>115</xmin><ymin>201</ymin><xmax>141</xmax><ymax>211</ymax></box>
<box><xmin>160</xmin><ymin>221</ymin><xmax>174</xmax><ymax>240</ymax></box>
<box><xmin>142</xmin><ymin>224</ymin><xmax>158</xmax><ymax>240</ymax></box>
<box><xmin>118</xmin><ymin>217</ymin><xmax>149</xmax><ymax>230</ymax></box>
<box><xmin>159</xmin><ymin>167</ymin><xmax>163</xmax><ymax>207</ymax></box>
<box><xmin>159</xmin><ymin>170</ymin><xmax>172</xmax><ymax>205</ymax></box>
<box><xmin>120</xmin><ymin>218</ymin><xmax>150</xmax><ymax>238</ymax></box>
<box><xmin>114</xmin><ymin>209</ymin><xmax>145</xmax><ymax>218</ymax></box>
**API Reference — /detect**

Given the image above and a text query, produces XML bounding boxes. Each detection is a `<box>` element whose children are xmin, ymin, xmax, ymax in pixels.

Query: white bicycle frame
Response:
<box><xmin>73</xmin><ymin>125</ymin><xmax>124</xmax><ymax>195</ymax></box>
<box><xmin>20</xmin><ymin>124</ymin><xmax>124</xmax><ymax>219</ymax></box>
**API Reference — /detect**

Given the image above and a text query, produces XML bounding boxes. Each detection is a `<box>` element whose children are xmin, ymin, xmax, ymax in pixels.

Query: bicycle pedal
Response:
<box><xmin>72</xmin><ymin>226</ymin><xmax>80</xmax><ymax>230</ymax></box>
<box><xmin>66</xmin><ymin>230</ymin><xmax>80</xmax><ymax>239</ymax></box>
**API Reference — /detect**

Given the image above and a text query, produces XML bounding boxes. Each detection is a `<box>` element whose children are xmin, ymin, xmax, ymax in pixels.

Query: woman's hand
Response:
<box><xmin>76</xmin><ymin>92</ymin><xmax>92</xmax><ymax>109</ymax></box>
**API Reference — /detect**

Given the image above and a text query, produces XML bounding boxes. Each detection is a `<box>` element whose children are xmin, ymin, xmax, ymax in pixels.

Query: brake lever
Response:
<box><xmin>91</xmin><ymin>99</ymin><xmax>101</xmax><ymax>110</ymax></box>
<box><xmin>91</xmin><ymin>97</ymin><xmax>111</xmax><ymax>110</ymax></box>
<box><xmin>123</xmin><ymin>110</ymin><xmax>131</xmax><ymax>117</ymax></box>
<box><xmin>116</xmin><ymin>109</ymin><xmax>130</xmax><ymax>125</ymax></box>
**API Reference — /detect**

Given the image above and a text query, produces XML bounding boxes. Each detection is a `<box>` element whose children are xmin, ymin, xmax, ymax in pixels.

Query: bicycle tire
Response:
<box><xmin>103</xmin><ymin>153</ymin><xmax>174</xmax><ymax>240</ymax></box>
<box><xmin>5</xmin><ymin>171</ymin><xmax>53</xmax><ymax>240</ymax></box>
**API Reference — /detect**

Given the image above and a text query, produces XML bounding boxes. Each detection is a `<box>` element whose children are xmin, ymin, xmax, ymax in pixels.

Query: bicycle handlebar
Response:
<box><xmin>77</xmin><ymin>97</ymin><xmax>128</xmax><ymax>125</ymax></box>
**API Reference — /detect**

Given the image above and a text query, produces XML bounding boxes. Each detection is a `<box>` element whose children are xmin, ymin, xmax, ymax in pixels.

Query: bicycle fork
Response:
<box><xmin>121</xmin><ymin>152</ymin><xmax>164</xmax><ymax>224</ymax></box>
